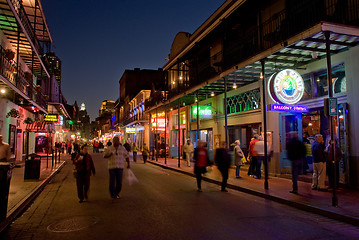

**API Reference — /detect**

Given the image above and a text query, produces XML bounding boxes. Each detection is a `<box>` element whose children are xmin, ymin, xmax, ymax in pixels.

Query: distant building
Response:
<box><xmin>46</xmin><ymin>52</ymin><xmax>62</xmax><ymax>88</ymax></box>
<box><xmin>99</xmin><ymin>100</ymin><xmax>115</xmax><ymax>116</ymax></box>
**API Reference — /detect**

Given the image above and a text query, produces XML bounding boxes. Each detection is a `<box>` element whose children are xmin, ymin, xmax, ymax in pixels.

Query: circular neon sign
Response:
<box><xmin>268</xmin><ymin>69</ymin><xmax>304</xmax><ymax>105</ymax></box>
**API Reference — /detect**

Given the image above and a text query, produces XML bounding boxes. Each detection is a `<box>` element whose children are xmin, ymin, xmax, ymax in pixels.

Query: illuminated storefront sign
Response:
<box><xmin>268</xmin><ymin>104</ymin><xmax>308</xmax><ymax>113</ymax></box>
<box><xmin>192</xmin><ymin>105</ymin><xmax>213</xmax><ymax>119</ymax></box>
<box><xmin>54</xmin><ymin>115</ymin><xmax>64</xmax><ymax>125</ymax></box>
<box><xmin>126</xmin><ymin>127</ymin><xmax>136</xmax><ymax>133</ymax></box>
<box><xmin>268</xmin><ymin>69</ymin><xmax>304</xmax><ymax>105</ymax></box>
<box><xmin>151</xmin><ymin>117</ymin><xmax>167</xmax><ymax>131</ymax></box>
<box><xmin>44</xmin><ymin>114</ymin><xmax>58</xmax><ymax>122</ymax></box>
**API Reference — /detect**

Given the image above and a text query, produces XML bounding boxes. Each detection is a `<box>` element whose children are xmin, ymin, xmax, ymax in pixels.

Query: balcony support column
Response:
<box><xmin>261</xmin><ymin>59</ymin><xmax>269</xmax><ymax>190</ymax></box>
<box><xmin>178</xmin><ymin>100</ymin><xmax>181</xmax><ymax>167</ymax></box>
<box><xmin>224</xmin><ymin>77</ymin><xmax>228</xmax><ymax>149</ymax></box>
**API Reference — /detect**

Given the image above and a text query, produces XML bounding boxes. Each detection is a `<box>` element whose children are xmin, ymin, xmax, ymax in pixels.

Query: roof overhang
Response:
<box><xmin>48</xmin><ymin>102</ymin><xmax>71</xmax><ymax>119</ymax></box>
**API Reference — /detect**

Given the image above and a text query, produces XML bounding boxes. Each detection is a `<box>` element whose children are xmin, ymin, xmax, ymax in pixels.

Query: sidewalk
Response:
<box><xmin>0</xmin><ymin>154</ymin><xmax>69</xmax><ymax>232</ymax></box>
<box><xmin>146</xmin><ymin>156</ymin><xmax>359</xmax><ymax>227</ymax></box>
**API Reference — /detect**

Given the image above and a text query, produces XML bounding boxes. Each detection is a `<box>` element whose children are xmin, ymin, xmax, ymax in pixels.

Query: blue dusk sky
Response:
<box><xmin>42</xmin><ymin>0</ymin><xmax>224</xmax><ymax>120</ymax></box>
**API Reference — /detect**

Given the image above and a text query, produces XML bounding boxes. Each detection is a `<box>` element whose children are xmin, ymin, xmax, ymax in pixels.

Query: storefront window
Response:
<box><xmin>315</xmin><ymin>64</ymin><xmax>346</xmax><ymax>97</ymax></box>
<box><xmin>226</xmin><ymin>89</ymin><xmax>260</xmax><ymax>115</ymax></box>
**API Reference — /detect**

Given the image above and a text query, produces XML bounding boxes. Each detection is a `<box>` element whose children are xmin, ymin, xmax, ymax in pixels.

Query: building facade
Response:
<box><xmin>145</xmin><ymin>0</ymin><xmax>359</xmax><ymax>187</ymax></box>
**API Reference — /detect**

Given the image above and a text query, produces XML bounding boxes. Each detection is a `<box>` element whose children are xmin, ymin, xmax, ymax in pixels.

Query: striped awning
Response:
<box><xmin>25</xmin><ymin>121</ymin><xmax>50</xmax><ymax>132</ymax></box>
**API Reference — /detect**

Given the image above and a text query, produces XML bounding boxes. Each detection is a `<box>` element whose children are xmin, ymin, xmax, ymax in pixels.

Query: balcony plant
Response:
<box><xmin>24</xmin><ymin>117</ymin><xmax>34</xmax><ymax>124</ymax></box>
<box><xmin>6</xmin><ymin>108</ymin><xmax>23</xmax><ymax>118</ymax></box>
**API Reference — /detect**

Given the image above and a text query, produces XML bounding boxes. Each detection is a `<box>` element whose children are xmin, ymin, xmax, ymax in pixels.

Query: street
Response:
<box><xmin>2</xmin><ymin>153</ymin><xmax>359</xmax><ymax>240</ymax></box>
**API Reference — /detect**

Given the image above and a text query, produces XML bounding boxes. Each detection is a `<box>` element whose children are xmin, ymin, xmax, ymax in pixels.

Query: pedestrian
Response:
<box><xmin>253</xmin><ymin>136</ymin><xmax>271</xmax><ymax>179</ymax></box>
<box><xmin>104</xmin><ymin>136</ymin><xmax>130</xmax><ymax>200</ymax></box>
<box><xmin>142</xmin><ymin>143</ymin><xmax>149</xmax><ymax>163</ymax></box>
<box><xmin>326</xmin><ymin>138</ymin><xmax>342</xmax><ymax>190</ymax></box>
<box><xmin>215</xmin><ymin>142</ymin><xmax>231</xmax><ymax>192</ymax></box>
<box><xmin>183</xmin><ymin>139</ymin><xmax>194</xmax><ymax>167</ymax></box>
<box><xmin>67</xmin><ymin>141</ymin><xmax>72</xmax><ymax>155</ymax></box>
<box><xmin>286</xmin><ymin>133</ymin><xmax>306</xmax><ymax>194</ymax></box>
<box><xmin>234</xmin><ymin>140</ymin><xmax>244</xmax><ymax>179</ymax></box>
<box><xmin>61</xmin><ymin>142</ymin><xmax>65</xmax><ymax>153</ymax></box>
<box><xmin>73</xmin><ymin>144</ymin><xmax>96</xmax><ymax>203</ymax></box>
<box><xmin>248</xmin><ymin>134</ymin><xmax>259</xmax><ymax>176</ymax></box>
<box><xmin>132</xmin><ymin>142</ymin><xmax>138</xmax><ymax>162</ymax></box>
<box><xmin>193</xmin><ymin>141</ymin><xmax>210</xmax><ymax>192</ymax></box>
<box><xmin>94</xmin><ymin>141</ymin><xmax>99</xmax><ymax>153</ymax></box>
<box><xmin>123</xmin><ymin>140</ymin><xmax>131</xmax><ymax>152</ymax></box>
<box><xmin>0</xmin><ymin>135</ymin><xmax>11</xmax><ymax>162</ymax></box>
<box><xmin>311</xmin><ymin>134</ymin><xmax>327</xmax><ymax>191</ymax></box>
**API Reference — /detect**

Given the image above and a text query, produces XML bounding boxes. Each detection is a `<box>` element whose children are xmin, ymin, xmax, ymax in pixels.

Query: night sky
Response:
<box><xmin>42</xmin><ymin>0</ymin><xmax>224</xmax><ymax>120</ymax></box>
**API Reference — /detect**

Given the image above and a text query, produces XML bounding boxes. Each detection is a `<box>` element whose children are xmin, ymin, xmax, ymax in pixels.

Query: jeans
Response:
<box><xmin>219</xmin><ymin>168</ymin><xmax>229</xmax><ymax>190</ymax></box>
<box><xmin>109</xmin><ymin>168</ymin><xmax>124</xmax><ymax>198</ymax></box>
<box><xmin>236</xmin><ymin>166</ymin><xmax>241</xmax><ymax>178</ymax></box>
<box><xmin>133</xmin><ymin>152</ymin><xmax>137</xmax><ymax>162</ymax></box>
<box><xmin>248</xmin><ymin>156</ymin><xmax>257</xmax><ymax>176</ymax></box>
<box><xmin>256</xmin><ymin>156</ymin><xmax>264</xmax><ymax>179</ymax></box>
<box><xmin>194</xmin><ymin>166</ymin><xmax>206</xmax><ymax>189</ymax></box>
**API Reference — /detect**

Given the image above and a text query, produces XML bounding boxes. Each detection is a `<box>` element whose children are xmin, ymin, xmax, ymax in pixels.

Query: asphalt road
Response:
<box><xmin>2</xmin><ymin>153</ymin><xmax>359</xmax><ymax>240</ymax></box>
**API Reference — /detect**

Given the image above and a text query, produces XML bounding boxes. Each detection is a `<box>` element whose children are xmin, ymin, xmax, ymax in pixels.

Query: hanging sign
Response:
<box><xmin>268</xmin><ymin>69</ymin><xmax>304</xmax><ymax>105</ymax></box>
<box><xmin>44</xmin><ymin>114</ymin><xmax>58</xmax><ymax>122</ymax></box>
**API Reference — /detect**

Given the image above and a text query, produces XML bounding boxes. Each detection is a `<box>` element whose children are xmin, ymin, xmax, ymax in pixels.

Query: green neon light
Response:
<box><xmin>192</xmin><ymin>105</ymin><xmax>212</xmax><ymax>119</ymax></box>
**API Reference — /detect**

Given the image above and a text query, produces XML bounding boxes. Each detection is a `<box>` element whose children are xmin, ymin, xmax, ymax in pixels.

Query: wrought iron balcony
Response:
<box><xmin>0</xmin><ymin>46</ymin><xmax>47</xmax><ymax>110</ymax></box>
<box><xmin>122</xmin><ymin>114</ymin><xmax>150</xmax><ymax>126</ymax></box>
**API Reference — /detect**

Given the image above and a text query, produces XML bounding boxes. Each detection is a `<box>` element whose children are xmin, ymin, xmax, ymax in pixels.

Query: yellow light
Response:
<box><xmin>233</xmin><ymin>83</ymin><xmax>237</xmax><ymax>89</ymax></box>
<box><xmin>179</xmin><ymin>76</ymin><xmax>183</xmax><ymax>80</ymax></box>
<box><xmin>0</xmin><ymin>89</ymin><xmax>5</xmax><ymax>94</ymax></box>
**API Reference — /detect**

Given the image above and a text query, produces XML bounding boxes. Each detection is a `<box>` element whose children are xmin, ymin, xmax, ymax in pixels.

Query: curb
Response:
<box><xmin>148</xmin><ymin>160</ymin><xmax>359</xmax><ymax>227</ymax></box>
<box><xmin>0</xmin><ymin>161</ymin><xmax>67</xmax><ymax>233</ymax></box>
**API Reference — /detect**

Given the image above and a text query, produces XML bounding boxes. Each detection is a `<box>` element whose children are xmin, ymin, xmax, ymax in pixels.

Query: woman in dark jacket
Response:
<box><xmin>74</xmin><ymin>144</ymin><xmax>96</xmax><ymax>203</ymax></box>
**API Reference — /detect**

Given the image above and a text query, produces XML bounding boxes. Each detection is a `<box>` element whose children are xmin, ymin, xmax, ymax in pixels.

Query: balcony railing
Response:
<box><xmin>0</xmin><ymin>46</ymin><xmax>47</xmax><ymax>110</ymax></box>
<box><xmin>122</xmin><ymin>114</ymin><xmax>150</xmax><ymax>126</ymax></box>
<box><xmin>168</xmin><ymin>0</ymin><xmax>359</xmax><ymax>100</ymax></box>
<box><xmin>9</xmin><ymin>0</ymin><xmax>44</xmax><ymax>57</ymax></box>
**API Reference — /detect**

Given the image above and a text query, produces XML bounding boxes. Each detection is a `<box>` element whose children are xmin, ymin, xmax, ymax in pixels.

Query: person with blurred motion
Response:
<box><xmin>73</xmin><ymin>144</ymin><xmax>96</xmax><ymax>203</ymax></box>
<box><xmin>183</xmin><ymin>139</ymin><xmax>194</xmax><ymax>167</ymax></box>
<box><xmin>326</xmin><ymin>138</ymin><xmax>342</xmax><ymax>190</ymax></box>
<box><xmin>132</xmin><ymin>142</ymin><xmax>138</xmax><ymax>162</ymax></box>
<box><xmin>215</xmin><ymin>142</ymin><xmax>231</xmax><ymax>192</ymax></box>
<box><xmin>104</xmin><ymin>136</ymin><xmax>130</xmax><ymax>200</ymax></box>
<box><xmin>234</xmin><ymin>140</ymin><xmax>244</xmax><ymax>179</ymax></box>
<box><xmin>193</xmin><ymin>141</ymin><xmax>210</xmax><ymax>192</ymax></box>
<box><xmin>311</xmin><ymin>134</ymin><xmax>327</xmax><ymax>191</ymax></box>
<box><xmin>142</xmin><ymin>143</ymin><xmax>149</xmax><ymax>163</ymax></box>
<box><xmin>286</xmin><ymin>133</ymin><xmax>306</xmax><ymax>194</ymax></box>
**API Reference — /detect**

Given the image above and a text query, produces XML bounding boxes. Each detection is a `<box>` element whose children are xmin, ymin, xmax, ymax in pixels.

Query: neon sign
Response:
<box><xmin>268</xmin><ymin>104</ymin><xmax>308</xmax><ymax>113</ymax></box>
<box><xmin>192</xmin><ymin>106</ymin><xmax>213</xmax><ymax>119</ymax></box>
<box><xmin>44</xmin><ymin>114</ymin><xmax>58</xmax><ymax>122</ymax></box>
<box><xmin>125</xmin><ymin>128</ymin><xmax>136</xmax><ymax>133</ymax></box>
<box><xmin>151</xmin><ymin>117</ymin><xmax>167</xmax><ymax>131</ymax></box>
<box><xmin>268</xmin><ymin>69</ymin><xmax>304</xmax><ymax>105</ymax></box>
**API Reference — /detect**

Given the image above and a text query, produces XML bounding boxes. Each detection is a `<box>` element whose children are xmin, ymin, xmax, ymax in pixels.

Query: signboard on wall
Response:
<box><xmin>268</xmin><ymin>69</ymin><xmax>304</xmax><ymax>105</ymax></box>
<box><xmin>192</xmin><ymin>105</ymin><xmax>213</xmax><ymax>119</ymax></box>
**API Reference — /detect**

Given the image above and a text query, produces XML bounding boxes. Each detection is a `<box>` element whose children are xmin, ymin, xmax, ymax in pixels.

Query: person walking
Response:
<box><xmin>234</xmin><ymin>140</ymin><xmax>244</xmax><ymax>178</ymax></box>
<box><xmin>73</xmin><ymin>145</ymin><xmax>96</xmax><ymax>203</ymax></box>
<box><xmin>183</xmin><ymin>139</ymin><xmax>194</xmax><ymax>167</ymax></box>
<box><xmin>142</xmin><ymin>143</ymin><xmax>149</xmax><ymax>163</ymax></box>
<box><xmin>215</xmin><ymin>142</ymin><xmax>231</xmax><ymax>192</ymax></box>
<box><xmin>104</xmin><ymin>136</ymin><xmax>130</xmax><ymax>200</ymax></box>
<box><xmin>311</xmin><ymin>134</ymin><xmax>327</xmax><ymax>191</ymax></box>
<box><xmin>248</xmin><ymin>134</ymin><xmax>259</xmax><ymax>176</ymax></box>
<box><xmin>132</xmin><ymin>142</ymin><xmax>138</xmax><ymax>162</ymax></box>
<box><xmin>67</xmin><ymin>141</ymin><xmax>72</xmax><ymax>155</ymax></box>
<box><xmin>193</xmin><ymin>141</ymin><xmax>210</xmax><ymax>192</ymax></box>
<box><xmin>0</xmin><ymin>135</ymin><xmax>11</xmax><ymax>162</ymax></box>
<box><xmin>286</xmin><ymin>133</ymin><xmax>306</xmax><ymax>194</ymax></box>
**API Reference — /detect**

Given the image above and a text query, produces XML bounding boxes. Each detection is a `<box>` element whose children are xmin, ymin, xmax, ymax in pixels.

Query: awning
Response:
<box><xmin>25</xmin><ymin>121</ymin><xmax>51</xmax><ymax>132</ymax></box>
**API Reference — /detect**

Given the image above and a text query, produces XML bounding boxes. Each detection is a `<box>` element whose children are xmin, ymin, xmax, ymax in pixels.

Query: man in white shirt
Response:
<box><xmin>253</xmin><ymin>136</ymin><xmax>271</xmax><ymax>179</ymax></box>
<box><xmin>104</xmin><ymin>136</ymin><xmax>130</xmax><ymax>199</ymax></box>
<box><xmin>0</xmin><ymin>135</ymin><xmax>11</xmax><ymax>162</ymax></box>
<box><xmin>183</xmin><ymin>139</ymin><xmax>194</xmax><ymax>167</ymax></box>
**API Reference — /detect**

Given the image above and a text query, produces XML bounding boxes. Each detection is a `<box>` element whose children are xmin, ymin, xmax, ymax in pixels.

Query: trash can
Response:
<box><xmin>24</xmin><ymin>154</ymin><xmax>41</xmax><ymax>180</ymax></box>
<box><xmin>0</xmin><ymin>162</ymin><xmax>12</xmax><ymax>221</ymax></box>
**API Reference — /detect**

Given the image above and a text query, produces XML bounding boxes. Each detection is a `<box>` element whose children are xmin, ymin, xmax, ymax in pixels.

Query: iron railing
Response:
<box><xmin>0</xmin><ymin>45</ymin><xmax>47</xmax><ymax>110</ymax></box>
